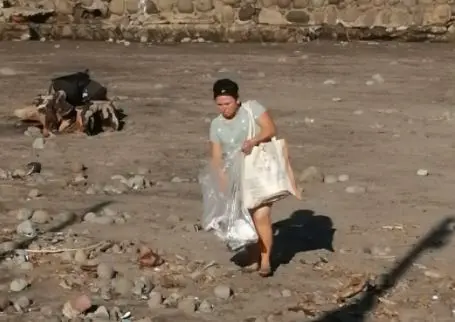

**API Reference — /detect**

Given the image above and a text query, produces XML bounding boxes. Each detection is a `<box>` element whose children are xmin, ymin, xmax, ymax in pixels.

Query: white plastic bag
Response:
<box><xmin>199</xmin><ymin>151</ymin><xmax>258</xmax><ymax>252</ymax></box>
<box><xmin>241</xmin><ymin>104</ymin><xmax>300</xmax><ymax>209</ymax></box>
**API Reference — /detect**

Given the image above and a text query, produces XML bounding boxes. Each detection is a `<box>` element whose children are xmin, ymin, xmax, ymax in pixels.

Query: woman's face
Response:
<box><xmin>215</xmin><ymin>95</ymin><xmax>239</xmax><ymax>119</ymax></box>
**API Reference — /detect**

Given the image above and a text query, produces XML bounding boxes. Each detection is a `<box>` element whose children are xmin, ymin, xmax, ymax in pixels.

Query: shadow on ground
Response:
<box><xmin>230</xmin><ymin>209</ymin><xmax>335</xmax><ymax>272</ymax></box>
<box><xmin>311</xmin><ymin>216</ymin><xmax>455</xmax><ymax>322</ymax></box>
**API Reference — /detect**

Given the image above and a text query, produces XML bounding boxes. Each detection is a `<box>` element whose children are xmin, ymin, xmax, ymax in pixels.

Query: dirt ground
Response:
<box><xmin>1</xmin><ymin>40</ymin><xmax>455</xmax><ymax>322</ymax></box>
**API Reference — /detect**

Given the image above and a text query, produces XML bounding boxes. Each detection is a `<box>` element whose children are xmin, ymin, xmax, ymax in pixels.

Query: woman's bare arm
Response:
<box><xmin>251</xmin><ymin>111</ymin><xmax>277</xmax><ymax>145</ymax></box>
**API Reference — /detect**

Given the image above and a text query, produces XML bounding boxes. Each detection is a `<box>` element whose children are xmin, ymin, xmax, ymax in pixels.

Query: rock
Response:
<box><xmin>338</xmin><ymin>174</ymin><xmax>349</xmax><ymax>182</ymax></box>
<box><xmin>0</xmin><ymin>67</ymin><xmax>17</xmax><ymax>76</ymax></box>
<box><xmin>195</xmin><ymin>0</ymin><xmax>213</xmax><ymax>11</ymax></box>
<box><xmin>10</xmin><ymin>278</ymin><xmax>28</xmax><ymax>292</ymax></box>
<box><xmin>198</xmin><ymin>299</ymin><xmax>213</xmax><ymax>312</ymax></box>
<box><xmin>71</xmin><ymin>162</ymin><xmax>86</xmax><ymax>173</ymax></box>
<box><xmin>31</xmin><ymin>209</ymin><xmax>50</xmax><ymax>224</ymax></box>
<box><xmin>258</xmin><ymin>8</ymin><xmax>288</xmax><ymax>24</ymax></box>
<box><xmin>0</xmin><ymin>242</ymin><xmax>17</xmax><ymax>253</ymax></box>
<box><xmin>424</xmin><ymin>270</ymin><xmax>442</xmax><ymax>279</ymax></box>
<box><xmin>12</xmin><ymin>169</ymin><xmax>26</xmax><ymax>178</ymax></box>
<box><xmin>127</xmin><ymin>175</ymin><xmax>150</xmax><ymax>190</ymax></box>
<box><xmin>163</xmin><ymin>292</ymin><xmax>181</xmax><ymax>307</ymax></box>
<box><xmin>238</xmin><ymin>4</ymin><xmax>256</xmax><ymax>20</ymax></box>
<box><xmin>299</xmin><ymin>166</ymin><xmax>324</xmax><ymax>183</ymax></box>
<box><xmin>55</xmin><ymin>0</ymin><xmax>74</xmax><ymax>14</ymax></box>
<box><xmin>16</xmin><ymin>220</ymin><xmax>36</xmax><ymax>237</ymax></box>
<box><xmin>112</xmin><ymin>277</ymin><xmax>133</xmax><ymax>296</ymax></box>
<box><xmin>74</xmin><ymin>173</ymin><xmax>87</xmax><ymax>183</ymax></box>
<box><xmin>32</xmin><ymin>138</ymin><xmax>45</xmax><ymax>149</ymax></box>
<box><xmin>281</xmin><ymin>289</ymin><xmax>292</xmax><ymax>297</ymax></box>
<box><xmin>62</xmin><ymin>295</ymin><xmax>92</xmax><ymax>319</ymax></box>
<box><xmin>97</xmin><ymin>263</ymin><xmax>116</xmax><ymax>280</ymax></box>
<box><xmin>109</xmin><ymin>0</ymin><xmax>125</xmax><ymax>14</ymax></box>
<box><xmin>219</xmin><ymin>4</ymin><xmax>235</xmax><ymax>24</ymax></box>
<box><xmin>178</xmin><ymin>297</ymin><xmax>197</xmax><ymax>313</ymax></box>
<box><xmin>323</xmin><ymin>175</ymin><xmax>338</xmax><ymax>184</ymax></box>
<box><xmin>132</xmin><ymin>276</ymin><xmax>153</xmax><ymax>296</ymax></box>
<box><xmin>323</xmin><ymin>79</ymin><xmax>337</xmax><ymax>85</ymax></box>
<box><xmin>13</xmin><ymin>295</ymin><xmax>31</xmax><ymax>312</ymax></box>
<box><xmin>372</xmin><ymin>73</ymin><xmax>384</xmax><ymax>84</ymax></box>
<box><xmin>40</xmin><ymin>305</ymin><xmax>54</xmax><ymax>316</ymax></box>
<box><xmin>93</xmin><ymin>305</ymin><xmax>110</xmax><ymax>319</ymax></box>
<box><xmin>285</xmin><ymin>10</ymin><xmax>310</xmax><ymax>23</ymax></box>
<box><xmin>417</xmin><ymin>169</ymin><xmax>429</xmax><ymax>176</ymax></box>
<box><xmin>147</xmin><ymin>291</ymin><xmax>163</xmax><ymax>309</ymax></box>
<box><xmin>0</xmin><ymin>295</ymin><xmax>10</xmax><ymax>311</ymax></box>
<box><xmin>102</xmin><ymin>207</ymin><xmax>118</xmax><ymax>217</ymax></box>
<box><xmin>16</xmin><ymin>208</ymin><xmax>33</xmax><ymax>221</ymax></box>
<box><xmin>214</xmin><ymin>285</ymin><xmax>232</xmax><ymax>300</ymax></box>
<box><xmin>0</xmin><ymin>168</ymin><xmax>10</xmax><ymax>180</ymax></box>
<box><xmin>177</xmin><ymin>0</ymin><xmax>193</xmax><ymax>12</ymax></box>
<box><xmin>28</xmin><ymin>189</ymin><xmax>41</xmax><ymax>199</ymax></box>
<box><xmin>345</xmin><ymin>185</ymin><xmax>366</xmax><ymax>194</ymax></box>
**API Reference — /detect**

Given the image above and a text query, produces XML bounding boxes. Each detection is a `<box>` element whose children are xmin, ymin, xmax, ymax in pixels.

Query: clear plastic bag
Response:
<box><xmin>199</xmin><ymin>151</ymin><xmax>258</xmax><ymax>252</ymax></box>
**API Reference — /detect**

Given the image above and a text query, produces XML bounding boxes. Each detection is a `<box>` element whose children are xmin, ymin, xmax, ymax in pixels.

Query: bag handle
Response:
<box><xmin>243</xmin><ymin>101</ymin><xmax>256</xmax><ymax>140</ymax></box>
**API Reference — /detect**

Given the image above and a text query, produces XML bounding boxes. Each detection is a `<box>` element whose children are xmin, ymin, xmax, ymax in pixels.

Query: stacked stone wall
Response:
<box><xmin>0</xmin><ymin>0</ymin><xmax>454</xmax><ymax>42</ymax></box>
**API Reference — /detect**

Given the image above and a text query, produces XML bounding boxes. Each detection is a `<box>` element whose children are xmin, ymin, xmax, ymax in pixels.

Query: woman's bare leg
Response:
<box><xmin>251</xmin><ymin>204</ymin><xmax>273</xmax><ymax>276</ymax></box>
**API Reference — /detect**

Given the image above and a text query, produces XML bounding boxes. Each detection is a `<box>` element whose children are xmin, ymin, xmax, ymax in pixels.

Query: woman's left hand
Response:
<box><xmin>241</xmin><ymin>139</ymin><xmax>256</xmax><ymax>155</ymax></box>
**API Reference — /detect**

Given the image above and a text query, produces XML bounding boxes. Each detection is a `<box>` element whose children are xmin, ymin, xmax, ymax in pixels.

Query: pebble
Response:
<box><xmin>338</xmin><ymin>174</ymin><xmax>349</xmax><ymax>182</ymax></box>
<box><xmin>298</xmin><ymin>166</ymin><xmax>324</xmax><ymax>183</ymax></box>
<box><xmin>16</xmin><ymin>220</ymin><xmax>36</xmax><ymax>237</ymax></box>
<box><xmin>62</xmin><ymin>294</ymin><xmax>92</xmax><ymax>319</ymax></box>
<box><xmin>28</xmin><ymin>189</ymin><xmax>41</xmax><ymax>198</ymax></box>
<box><xmin>323</xmin><ymin>175</ymin><xmax>338</xmax><ymax>184</ymax></box>
<box><xmin>16</xmin><ymin>208</ymin><xmax>33</xmax><ymax>221</ymax></box>
<box><xmin>178</xmin><ymin>297</ymin><xmax>197</xmax><ymax>313</ymax></box>
<box><xmin>132</xmin><ymin>276</ymin><xmax>153</xmax><ymax>296</ymax></box>
<box><xmin>214</xmin><ymin>285</ymin><xmax>232</xmax><ymax>300</ymax></box>
<box><xmin>93</xmin><ymin>305</ymin><xmax>110</xmax><ymax>319</ymax></box>
<box><xmin>417</xmin><ymin>169</ymin><xmax>429</xmax><ymax>176</ymax></box>
<box><xmin>97</xmin><ymin>263</ymin><xmax>116</xmax><ymax>280</ymax></box>
<box><xmin>31</xmin><ymin>209</ymin><xmax>50</xmax><ymax>224</ymax></box>
<box><xmin>372</xmin><ymin>73</ymin><xmax>384</xmax><ymax>84</ymax></box>
<box><xmin>13</xmin><ymin>295</ymin><xmax>31</xmax><ymax>312</ymax></box>
<box><xmin>163</xmin><ymin>292</ymin><xmax>181</xmax><ymax>307</ymax></box>
<box><xmin>32</xmin><ymin>138</ymin><xmax>45</xmax><ymax>149</ymax></box>
<box><xmin>323</xmin><ymin>79</ymin><xmax>337</xmax><ymax>85</ymax></box>
<box><xmin>102</xmin><ymin>207</ymin><xmax>118</xmax><ymax>217</ymax></box>
<box><xmin>74</xmin><ymin>173</ymin><xmax>87</xmax><ymax>183</ymax></box>
<box><xmin>24</xmin><ymin>126</ymin><xmax>42</xmax><ymax>137</ymax></box>
<box><xmin>198</xmin><ymin>299</ymin><xmax>213</xmax><ymax>312</ymax></box>
<box><xmin>281</xmin><ymin>289</ymin><xmax>292</xmax><ymax>297</ymax></box>
<box><xmin>345</xmin><ymin>185</ymin><xmax>366</xmax><ymax>194</ymax></box>
<box><xmin>424</xmin><ymin>270</ymin><xmax>442</xmax><ymax>279</ymax></box>
<box><xmin>71</xmin><ymin>162</ymin><xmax>86</xmax><ymax>173</ymax></box>
<box><xmin>0</xmin><ymin>241</ymin><xmax>17</xmax><ymax>253</ymax></box>
<box><xmin>127</xmin><ymin>175</ymin><xmax>150</xmax><ymax>190</ymax></box>
<box><xmin>10</xmin><ymin>278</ymin><xmax>28</xmax><ymax>292</ymax></box>
<box><xmin>0</xmin><ymin>67</ymin><xmax>17</xmax><ymax>76</ymax></box>
<box><xmin>147</xmin><ymin>291</ymin><xmax>163</xmax><ymax>309</ymax></box>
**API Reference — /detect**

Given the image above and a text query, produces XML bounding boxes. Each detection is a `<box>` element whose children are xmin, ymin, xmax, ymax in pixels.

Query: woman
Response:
<box><xmin>209</xmin><ymin>78</ymin><xmax>277</xmax><ymax>277</ymax></box>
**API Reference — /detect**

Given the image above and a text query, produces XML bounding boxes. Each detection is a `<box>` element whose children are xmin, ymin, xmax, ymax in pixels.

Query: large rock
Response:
<box><xmin>109</xmin><ymin>0</ymin><xmax>125</xmax><ymax>15</ymax></box>
<box><xmin>293</xmin><ymin>0</ymin><xmax>309</xmax><ymax>8</ymax></box>
<box><xmin>286</xmin><ymin>10</ymin><xmax>310</xmax><ymax>23</ymax></box>
<box><xmin>389</xmin><ymin>7</ymin><xmax>411</xmax><ymax>27</ymax></box>
<box><xmin>238</xmin><ymin>4</ymin><xmax>256</xmax><ymax>20</ymax></box>
<box><xmin>126</xmin><ymin>0</ymin><xmax>140</xmax><ymax>13</ymax></box>
<box><xmin>260</xmin><ymin>0</ymin><xmax>277</xmax><ymax>7</ymax></box>
<box><xmin>258</xmin><ymin>7</ymin><xmax>288</xmax><ymax>24</ymax></box>
<box><xmin>195</xmin><ymin>0</ymin><xmax>213</xmax><ymax>12</ymax></box>
<box><xmin>431</xmin><ymin>4</ymin><xmax>451</xmax><ymax>24</ymax></box>
<box><xmin>277</xmin><ymin>0</ymin><xmax>291</xmax><ymax>8</ymax></box>
<box><xmin>54</xmin><ymin>0</ymin><xmax>74</xmax><ymax>14</ymax></box>
<box><xmin>217</xmin><ymin>4</ymin><xmax>235</xmax><ymax>23</ymax></box>
<box><xmin>156</xmin><ymin>0</ymin><xmax>176</xmax><ymax>10</ymax></box>
<box><xmin>177</xmin><ymin>0</ymin><xmax>194</xmax><ymax>13</ymax></box>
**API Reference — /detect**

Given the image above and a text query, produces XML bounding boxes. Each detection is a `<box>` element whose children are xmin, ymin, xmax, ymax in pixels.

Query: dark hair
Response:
<box><xmin>213</xmin><ymin>78</ymin><xmax>239</xmax><ymax>100</ymax></box>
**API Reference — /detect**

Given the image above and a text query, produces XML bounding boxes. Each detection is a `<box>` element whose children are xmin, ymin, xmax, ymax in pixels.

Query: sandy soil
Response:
<box><xmin>0</xmin><ymin>40</ymin><xmax>455</xmax><ymax>322</ymax></box>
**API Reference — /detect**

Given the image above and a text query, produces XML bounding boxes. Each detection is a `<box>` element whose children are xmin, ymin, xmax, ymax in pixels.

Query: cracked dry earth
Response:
<box><xmin>0</xmin><ymin>40</ymin><xmax>455</xmax><ymax>322</ymax></box>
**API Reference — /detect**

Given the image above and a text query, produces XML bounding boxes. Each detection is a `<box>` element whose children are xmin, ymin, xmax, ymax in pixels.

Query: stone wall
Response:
<box><xmin>0</xmin><ymin>0</ymin><xmax>454</xmax><ymax>42</ymax></box>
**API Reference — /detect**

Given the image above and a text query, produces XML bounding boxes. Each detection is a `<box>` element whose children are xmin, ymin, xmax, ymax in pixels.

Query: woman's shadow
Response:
<box><xmin>231</xmin><ymin>209</ymin><xmax>335</xmax><ymax>273</ymax></box>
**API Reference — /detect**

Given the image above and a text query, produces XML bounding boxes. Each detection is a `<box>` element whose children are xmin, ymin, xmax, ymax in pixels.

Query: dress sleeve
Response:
<box><xmin>248</xmin><ymin>100</ymin><xmax>267</xmax><ymax>121</ymax></box>
<box><xmin>209</xmin><ymin>119</ymin><xmax>220</xmax><ymax>143</ymax></box>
